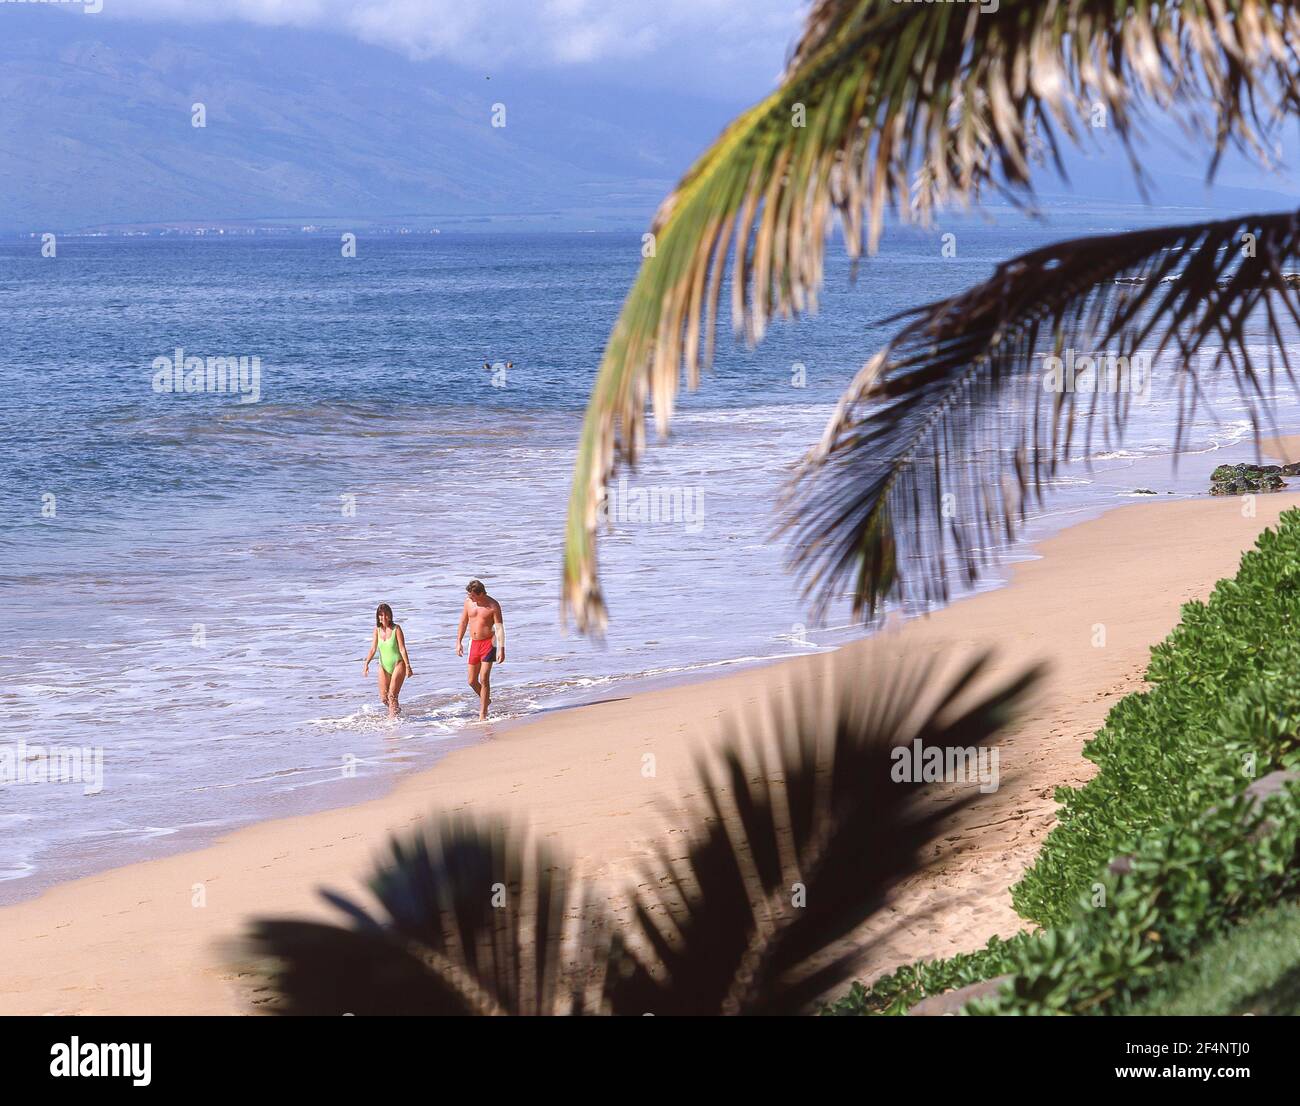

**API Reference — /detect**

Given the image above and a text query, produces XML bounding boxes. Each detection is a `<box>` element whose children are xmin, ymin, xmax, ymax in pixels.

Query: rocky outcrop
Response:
<box><xmin>1209</xmin><ymin>462</ymin><xmax>1288</xmax><ymax>496</ymax></box>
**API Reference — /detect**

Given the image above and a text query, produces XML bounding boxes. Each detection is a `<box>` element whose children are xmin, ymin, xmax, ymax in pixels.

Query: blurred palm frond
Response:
<box><xmin>245</xmin><ymin>817</ymin><xmax>629</xmax><ymax>1015</ymax></box>
<box><xmin>609</xmin><ymin>651</ymin><xmax>1040</xmax><ymax>1015</ymax></box>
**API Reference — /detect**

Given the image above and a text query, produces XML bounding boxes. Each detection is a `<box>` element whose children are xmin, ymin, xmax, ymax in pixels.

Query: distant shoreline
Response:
<box><xmin>0</xmin><ymin>202</ymin><xmax>1245</xmax><ymax>241</ymax></box>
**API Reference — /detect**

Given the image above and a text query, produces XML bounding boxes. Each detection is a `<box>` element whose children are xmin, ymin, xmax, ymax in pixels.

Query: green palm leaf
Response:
<box><xmin>563</xmin><ymin>0</ymin><xmax>1300</xmax><ymax>630</ymax></box>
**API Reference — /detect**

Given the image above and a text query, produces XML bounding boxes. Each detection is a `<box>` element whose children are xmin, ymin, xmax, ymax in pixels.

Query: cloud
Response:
<box><xmin>100</xmin><ymin>0</ymin><xmax>805</xmax><ymax>92</ymax></box>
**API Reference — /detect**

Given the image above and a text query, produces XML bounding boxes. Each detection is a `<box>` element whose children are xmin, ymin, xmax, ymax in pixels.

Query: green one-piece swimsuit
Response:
<box><xmin>378</xmin><ymin>627</ymin><xmax>400</xmax><ymax>674</ymax></box>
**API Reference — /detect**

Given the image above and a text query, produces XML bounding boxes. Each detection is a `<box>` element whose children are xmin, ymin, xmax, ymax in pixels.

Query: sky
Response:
<box><xmin>79</xmin><ymin>0</ymin><xmax>809</xmax><ymax>101</ymax></box>
<box><xmin>0</xmin><ymin>2</ymin><xmax>812</xmax><ymax>229</ymax></box>
<box><xmin>2</xmin><ymin>1</ymin><xmax>1296</xmax><ymax>230</ymax></box>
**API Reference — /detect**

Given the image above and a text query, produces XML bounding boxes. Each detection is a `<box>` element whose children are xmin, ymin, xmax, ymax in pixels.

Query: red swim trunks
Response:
<box><xmin>468</xmin><ymin>638</ymin><xmax>496</xmax><ymax>665</ymax></box>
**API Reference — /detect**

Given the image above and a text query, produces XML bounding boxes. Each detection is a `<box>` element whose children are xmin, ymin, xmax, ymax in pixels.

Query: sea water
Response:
<box><xmin>1</xmin><ymin>217</ymin><xmax>1295</xmax><ymax>899</ymax></box>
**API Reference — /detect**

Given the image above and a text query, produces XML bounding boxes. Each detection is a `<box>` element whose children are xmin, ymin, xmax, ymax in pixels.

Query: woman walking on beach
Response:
<box><xmin>363</xmin><ymin>603</ymin><xmax>414</xmax><ymax>718</ymax></box>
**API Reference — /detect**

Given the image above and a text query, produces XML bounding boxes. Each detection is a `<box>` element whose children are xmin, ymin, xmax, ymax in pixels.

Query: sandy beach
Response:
<box><xmin>4</xmin><ymin>438</ymin><xmax>1300</xmax><ymax>1016</ymax></box>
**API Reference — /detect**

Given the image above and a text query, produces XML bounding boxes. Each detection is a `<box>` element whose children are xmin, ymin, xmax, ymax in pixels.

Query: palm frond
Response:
<box><xmin>608</xmin><ymin>651</ymin><xmax>1041</xmax><ymax>1015</ymax></box>
<box><xmin>240</xmin><ymin>815</ymin><xmax>633</xmax><ymax>1015</ymax></box>
<box><xmin>240</xmin><ymin>919</ymin><xmax>501</xmax><ymax>1016</ymax></box>
<box><xmin>563</xmin><ymin>0</ymin><xmax>1300</xmax><ymax>630</ymax></box>
<box><xmin>783</xmin><ymin>209</ymin><xmax>1300</xmax><ymax>621</ymax></box>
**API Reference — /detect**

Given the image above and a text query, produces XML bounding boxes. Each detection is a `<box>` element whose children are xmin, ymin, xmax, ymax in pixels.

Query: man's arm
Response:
<box><xmin>456</xmin><ymin>603</ymin><xmax>468</xmax><ymax>657</ymax></box>
<box><xmin>493</xmin><ymin>602</ymin><xmax>505</xmax><ymax>663</ymax></box>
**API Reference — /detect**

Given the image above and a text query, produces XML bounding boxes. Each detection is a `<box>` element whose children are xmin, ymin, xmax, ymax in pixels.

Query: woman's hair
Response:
<box><xmin>375</xmin><ymin>603</ymin><xmax>394</xmax><ymax>627</ymax></box>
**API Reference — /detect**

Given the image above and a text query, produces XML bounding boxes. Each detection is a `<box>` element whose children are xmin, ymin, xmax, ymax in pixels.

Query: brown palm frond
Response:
<box><xmin>607</xmin><ymin>651</ymin><xmax>1042</xmax><ymax>1015</ymax></box>
<box><xmin>782</xmin><ymin>209</ymin><xmax>1300</xmax><ymax>623</ymax></box>
<box><xmin>563</xmin><ymin>0</ymin><xmax>1300</xmax><ymax>631</ymax></box>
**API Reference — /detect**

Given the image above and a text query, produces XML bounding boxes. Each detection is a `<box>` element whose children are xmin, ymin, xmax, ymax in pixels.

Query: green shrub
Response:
<box><xmin>833</xmin><ymin>510</ymin><xmax>1300</xmax><ymax>1015</ymax></box>
<box><xmin>820</xmin><ymin>933</ymin><xmax>1031</xmax><ymax>1016</ymax></box>
<box><xmin>968</xmin><ymin>786</ymin><xmax>1300</xmax><ymax>1014</ymax></box>
<box><xmin>1013</xmin><ymin>510</ymin><xmax>1300</xmax><ymax>927</ymax></box>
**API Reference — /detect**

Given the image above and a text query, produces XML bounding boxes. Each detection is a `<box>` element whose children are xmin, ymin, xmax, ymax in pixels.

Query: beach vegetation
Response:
<box><xmin>1014</xmin><ymin>510</ymin><xmax>1300</xmax><ymax>927</ymax></box>
<box><xmin>829</xmin><ymin>511</ymin><xmax>1300</xmax><ymax>1014</ymax></box>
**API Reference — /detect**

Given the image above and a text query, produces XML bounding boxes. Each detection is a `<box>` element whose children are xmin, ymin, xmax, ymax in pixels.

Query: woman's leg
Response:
<box><xmin>387</xmin><ymin>661</ymin><xmax>407</xmax><ymax>717</ymax></box>
<box><xmin>377</xmin><ymin>666</ymin><xmax>390</xmax><ymax>706</ymax></box>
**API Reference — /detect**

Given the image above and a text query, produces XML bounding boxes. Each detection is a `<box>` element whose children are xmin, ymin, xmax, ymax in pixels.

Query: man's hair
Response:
<box><xmin>466</xmin><ymin>579</ymin><xmax>485</xmax><ymax>595</ymax></box>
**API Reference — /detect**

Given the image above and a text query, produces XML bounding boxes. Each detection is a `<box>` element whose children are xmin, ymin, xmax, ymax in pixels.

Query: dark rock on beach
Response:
<box><xmin>1209</xmin><ymin>462</ymin><xmax>1288</xmax><ymax>496</ymax></box>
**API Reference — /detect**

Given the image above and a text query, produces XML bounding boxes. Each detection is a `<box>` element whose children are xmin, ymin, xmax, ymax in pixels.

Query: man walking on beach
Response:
<box><xmin>457</xmin><ymin>579</ymin><xmax>504</xmax><ymax>720</ymax></box>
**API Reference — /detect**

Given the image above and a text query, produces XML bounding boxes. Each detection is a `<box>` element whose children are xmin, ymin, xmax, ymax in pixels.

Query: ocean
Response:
<box><xmin>2</xmin><ymin>216</ymin><xmax>1295</xmax><ymax>900</ymax></box>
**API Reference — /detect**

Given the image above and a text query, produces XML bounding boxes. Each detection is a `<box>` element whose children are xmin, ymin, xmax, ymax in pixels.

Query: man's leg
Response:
<box><xmin>477</xmin><ymin>659</ymin><xmax>493</xmax><ymax>720</ymax></box>
<box><xmin>467</xmin><ymin>661</ymin><xmax>482</xmax><ymax>702</ymax></box>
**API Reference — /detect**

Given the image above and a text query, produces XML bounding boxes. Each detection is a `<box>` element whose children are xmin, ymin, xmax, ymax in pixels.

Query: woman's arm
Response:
<box><xmin>363</xmin><ymin>628</ymin><xmax>377</xmax><ymax>674</ymax></box>
<box><xmin>396</xmin><ymin>625</ymin><xmax>414</xmax><ymax>676</ymax></box>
